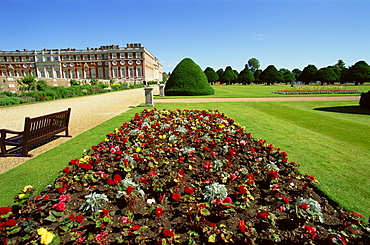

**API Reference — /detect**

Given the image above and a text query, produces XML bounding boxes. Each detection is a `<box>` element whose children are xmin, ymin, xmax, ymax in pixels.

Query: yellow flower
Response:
<box><xmin>40</xmin><ymin>231</ymin><xmax>55</xmax><ymax>245</ymax></box>
<box><xmin>104</xmin><ymin>138</ymin><xmax>109</xmax><ymax>142</ymax></box>
<box><xmin>18</xmin><ymin>194</ymin><xmax>26</xmax><ymax>199</ymax></box>
<box><xmin>136</xmin><ymin>148</ymin><xmax>141</xmax><ymax>153</ymax></box>
<box><xmin>84</xmin><ymin>155</ymin><xmax>90</xmax><ymax>160</ymax></box>
<box><xmin>22</xmin><ymin>185</ymin><xmax>33</xmax><ymax>193</ymax></box>
<box><xmin>37</xmin><ymin>228</ymin><xmax>48</xmax><ymax>236</ymax></box>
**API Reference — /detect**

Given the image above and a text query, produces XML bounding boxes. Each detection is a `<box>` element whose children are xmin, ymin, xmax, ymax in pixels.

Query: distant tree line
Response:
<box><xmin>202</xmin><ymin>58</ymin><xmax>370</xmax><ymax>85</ymax></box>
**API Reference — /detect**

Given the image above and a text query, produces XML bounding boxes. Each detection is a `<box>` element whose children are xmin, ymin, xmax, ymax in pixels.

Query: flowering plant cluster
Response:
<box><xmin>1</xmin><ymin>109</ymin><xmax>369</xmax><ymax>244</ymax></box>
<box><xmin>273</xmin><ymin>85</ymin><xmax>361</xmax><ymax>95</ymax></box>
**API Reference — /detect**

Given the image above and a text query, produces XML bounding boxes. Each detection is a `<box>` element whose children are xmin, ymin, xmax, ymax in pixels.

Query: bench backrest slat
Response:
<box><xmin>25</xmin><ymin>109</ymin><xmax>71</xmax><ymax>142</ymax></box>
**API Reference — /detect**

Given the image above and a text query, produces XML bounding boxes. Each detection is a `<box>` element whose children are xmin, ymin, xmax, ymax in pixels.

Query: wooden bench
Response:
<box><xmin>0</xmin><ymin>108</ymin><xmax>71</xmax><ymax>157</ymax></box>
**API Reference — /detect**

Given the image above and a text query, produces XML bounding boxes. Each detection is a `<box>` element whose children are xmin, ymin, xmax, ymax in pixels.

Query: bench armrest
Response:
<box><xmin>0</xmin><ymin>129</ymin><xmax>24</xmax><ymax>135</ymax></box>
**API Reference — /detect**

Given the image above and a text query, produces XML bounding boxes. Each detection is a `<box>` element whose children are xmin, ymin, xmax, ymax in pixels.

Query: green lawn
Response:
<box><xmin>0</xmin><ymin>99</ymin><xmax>369</xmax><ymax>223</ymax></box>
<box><xmin>156</xmin><ymin>84</ymin><xmax>370</xmax><ymax>99</ymax></box>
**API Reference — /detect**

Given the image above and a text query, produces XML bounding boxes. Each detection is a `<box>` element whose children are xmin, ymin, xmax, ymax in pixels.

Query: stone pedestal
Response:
<box><xmin>159</xmin><ymin>84</ymin><xmax>165</xmax><ymax>97</ymax></box>
<box><xmin>144</xmin><ymin>87</ymin><xmax>154</xmax><ymax>107</ymax></box>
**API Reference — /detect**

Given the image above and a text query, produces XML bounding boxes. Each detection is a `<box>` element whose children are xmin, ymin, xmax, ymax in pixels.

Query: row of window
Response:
<box><xmin>0</xmin><ymin>52</ymin><xmax>142</xmax><ymax>63</ymax></box>
<box><xmin>1</xmin><ymin>67</ymin><xmax>142</xmax><ymax>79</ymax></box>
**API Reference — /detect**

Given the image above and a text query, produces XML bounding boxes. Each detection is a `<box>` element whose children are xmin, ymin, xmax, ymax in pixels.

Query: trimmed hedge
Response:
<box><xmin>359</xmin><ymin>90</ymin><xmax>370</xmax><ymax>109</ymax></box>
<box><xmin>165</xmin><ymin>58</ymin><xmax>214</xmax><ymax>96</ymax></box>
<box><xmin>0</xmin><ymin>97</ymin><xmax>21</xmax><ymax>106</ymax></box>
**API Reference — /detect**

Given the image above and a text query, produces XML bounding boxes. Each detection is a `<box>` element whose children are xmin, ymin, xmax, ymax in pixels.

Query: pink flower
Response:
<box><xmin>121</xmin><ymin>216</ymin><xmax>132</xmax><ymax>224</ymax></box>
<box><xmin>230</xmin><ymin>174</ymin><xmax>237</xmax><ymax>181</ymax></box>
<box><xmin>204</xmin><ymin>161</ymin><xmax>211</xmax><ymax>172</ymax></box>
<box><xmin>58</xmin><ymin>195</ymin><xmax>70</xmax><ymax>202</ymax></box>
<box><xmin>222</xmin><ymin>197</ymin><xmax>233</xmax><ymax>208</ymax></box>
<box><xmin>211</xmin><ymin>152</ymin><xmax>217</xmax><ymax>156</ymax></box>
<box><xmin>52</xmin><ymin>202</ymin><xmax>66</xmax><ymax>211</ymax></box>
<box><xmin>279</xmin><ymin>206</ymin><xmax>286</xmax><ymax>211</ymax></box>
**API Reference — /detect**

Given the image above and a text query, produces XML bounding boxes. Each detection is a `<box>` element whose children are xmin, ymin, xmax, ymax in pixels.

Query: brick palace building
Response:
<box><xmin>0</xmin><ymin>43</ymin><xmax>162</xmax><ymax>83</ymax></box>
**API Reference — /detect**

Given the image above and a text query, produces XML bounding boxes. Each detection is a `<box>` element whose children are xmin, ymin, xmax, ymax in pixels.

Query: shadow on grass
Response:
<box><xmin>314</xmin><ymin>106</ymin><xmax>370</xmax><ymax>115</ymax></box>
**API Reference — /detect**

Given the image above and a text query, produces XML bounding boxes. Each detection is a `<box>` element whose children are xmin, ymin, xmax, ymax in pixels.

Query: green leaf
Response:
<box><xmin>200</xmin><ymin>208</ymin><xmax>211</xmax><ymax>216</ymax></box>
<box><xmin>45</xmin><ymin>213</ymin><xmax>58</xmax><ymax>222</ymax></box>
<box><xmin>208</xmin><ymin>233</ymin><xmax>217</xmax><ymax>243</ymax></box>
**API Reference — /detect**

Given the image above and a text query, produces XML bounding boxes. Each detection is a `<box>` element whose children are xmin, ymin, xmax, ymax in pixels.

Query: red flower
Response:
<box><xmin>0</xmin><ymin>207</ymin><xmax>12</xmax><ymax>216</ymax></box>
<box><xmin>126</xmin><ymin>186</ymin><xmax>133</xmax><ymax>195</ymax></box>
<box><xmin>304</xmin><ymin>174</ymin><xmax>315</xmax><ymax>181</ymax></box>
<box><xmin>69</xmin><ymin>214</ymin><xmax>75</xmax><ymax>220</ymax></box>
<box><xmin>282</xmin><ymin>196</ymin><xmax>290</xmax><ymax>204</ymax></box>
<box><xmin>209</xmin><ymin>223</ymin><xmax>216</xmax><ymax>227</ymax></box>
<box><xmin>238</xmin><ymin>220</ymin><xmax>247</xmax><ymax>233</ymax></box>
<box><xmin>131</xmin><ymin>224</ymin><xmax>141</xmax><ymax>231</ymax></box>
<box><xmin>154</xmin><ymin>208</ymin><xmax>163</xmax><ymax>217</ymax></box>
<box><xmin>57</xmin><ymin>187</ymin><xmax>65</xmax><ymax>194</ymax></box>
<box><xmin>267</xmin><ymin>170</ymin><xmax>279</xmax><ymax>180</ymax></box>
<box><xmin>299</xmin><ymin>203</ymin><xmax>310</xmax><ymax>210</ymax></box>
<box><xmin>140</xmin><ymin>177</ymin><xmax>150</xmax><ymax>183</ymax></box>
<box><xmin>63</xmin><ymin>167</ymin><xmax>70</xmax><ymax>174</ymax></box>
<box><xmin>102</xmin><ymin>209</ymin><xmax>109</xmax><ymax>216</ymax></box>
<box><xmin>304</xmin><ymin>225</ymin><xmax>317</xmax><ymax>239</ymax></box>
<box><xmin>171</xmin><ymin>193</ymin><xmax>181</xmax><ymax>201</ymax></box>
<box><xmin>5</xmin><ymin>219</ymin><xmax>16</xmax><ymax>227</ymax></box>
<box><xmin>238</xmin><ymin>185</ymin><xmax>247</xmax><ymax>195</ymax></box>
<box><xmin>114</xmin><ymin>174</ymin><xmax>122</xmax><ymax>182</ymax></box>
<box><xmin>257</xmin><ymin>211</ymin><xmax>269</xmax><ymax>219</ymax></box>
<box><xmin>163</xmin><ymin>229</ymin><xmax>175</xmax><ymax>237</ymax></box>
<box><xmin>76</xmin><ymin>214</ymin><xmax>84</xmax><ymax>224</ymax></box>
<box><xmin>184</xmin><ymin>186</ymin><xmax>195</xmax><ymax>194</ymax></box>
<box><xmin>350</xmin><ymin>212</ymin><xmax>363</xmax><ymax>218</ymax></box>
<box><xmin>43</xmin><ymin>195</ymin><xmax>50</xmax><ymax>201</ymax></box>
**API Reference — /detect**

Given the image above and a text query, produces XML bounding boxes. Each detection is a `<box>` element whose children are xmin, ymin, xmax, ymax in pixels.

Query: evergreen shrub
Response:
<box><xmin>0</xmin><ymin>97</ymin><xmax>21</xmax><ymax>106</ymax></box>
<box><xmin>359</xmin><ymin>90</ymin><xmax>370</xmax><ymax>109</ymax></box>
<box><xmin>165</xmin><ymin>58</ymin><xmax>214</xmax><ymax>96</ymax></box>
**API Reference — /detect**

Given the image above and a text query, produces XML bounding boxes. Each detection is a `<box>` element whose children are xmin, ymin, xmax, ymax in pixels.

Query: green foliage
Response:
<box><xmin>204</xmin><ymin>67</ymin><xmax>219</xmax><ymax>85</ymax></box>
<box><xmin>259</xmin><ymin>65</ymin><xmax>284</xmax><ymax>85</ymax></box>
<box><xmin>216</xmin><ymin>68</ymin><xmax>224</xmax><ymax>78</ymax></box>
<box><xmin>90</xmin><ymin>78</ymin><xmax>99</xmax><ymax>86</ymax></box>
<box><xmin>237</xmin><ymin>67</ymin><xmax>254</xmax><ymax>85</ymax></box>
<box><xmin>165</xmin><ymin>58</ymin><xmax>214</xmax><ymax>96</ymax></box>
<box><xmin>203</xmin><ymin>182</ymin><xmax>227</xmax><ymax>202</ymax></box>
<box><xmin>359</xmin><ymin>90</ymin><xmax>370</xmax><ymax>109</ymax></box>
<box><xmin>292</xmin><ymin>68</ymin><xmax>302</xmax><ymax>79</ymax></box>
<box><xmin>220</xmin><ymin>66</ymin><xmax>237</xmax><ymax>85</ymax></box>
<box><xmin>298</xmin><ymin>64</ymin><xmax>318</xmax><ymax>85</ymax></box>
<box><xmin>340</xmin><ymin>61</ymin><xmax>370</xmax><ymax>85</ymax></box>
<box><xmin>79</xmin><ymin>192</ymin><xmax>109</xmax><ymax>212</ymax></box>
<box><xmin>0</xmin><ymin>91</ymin><xmax>17</xmax><ymax>97</ymax></box>
<box><xmin>0</xmin><ymin>97</ymin><xmax>21</xmax><ymax>106</ymax></box>
<box><xmin>17</xmin><ymin>75</ymin><xmax>37</xmax><ymax>92</ymax></box>
<box><xmin>283</xmin><ymin>71</ymin><xmax>296</xmax><ymax>83</ymax></box>
<box><xmin>312</xmin><ymin>67</ymin><xmax>339</xmax><ymax>84</ymax></box>
<box><xmin>254</xmin><ymin>70</ymin><xmax>262</xmax><ymax>84</ymax></box>
<box><xmin>70</xmin><ymin>79</ymin><xmax>80</xmax><ymax>86</ymax></box>
<box><xmin>36</xmin><ymin>80</ymin><xmax>49</xmax><ymax>91</ymax></box>
<box><xmin>247</xmin><ymin>58</ymin><xmax>260</xmax><ymax>73</ymax></box>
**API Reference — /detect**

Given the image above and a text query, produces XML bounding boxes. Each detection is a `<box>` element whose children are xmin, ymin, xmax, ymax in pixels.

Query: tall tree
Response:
<box><xmin>254</xmin><ymin>69</ymin><xmax>262</xmax><ymax>84</ymax></box>
<box><xmin>334</xmin><ymin>59</ymin><xmax>347</xmax><ymax>76</ymax></box>
<box><xmin>297</xmin><ymin>64</ymin><xmax>318</xmax><ymax>85</ymax></box>
<box><xmin>283</xmin><ymin>71</ymin><xmax>296</xmax><ymax>84</ymax></box>
<box><xmin>220</xmin><ymin>66</ymin><xmax>237</xmax><ymax>85</ymax></box>
<box><xmin>247</xmin><ymin>58</ymin><xmax>260</xmax><ymax>73</ymax></box>
<box><xmin>238</xmin><ymin>67</ymin><xmax>254</xmax><ymax>85</ymax></box>
<box><xmin>259</xmin><ymin>65</ymin><xmax>284</xmax><ymax>85</ymax></box>
<box><xmin>312</xmin><ymin>67</ymin><xmax>338</xmax><ymax>85</ymax></box>
<box><xmin>204</xmin><ymin>67</ymin><xmax>219</xmax><ymax>85</ymax></box>
<box><xmin>340</xmin><ymin>60</ymin><xmax>370</xmax><ymax>85</ymax></box>
<box><xmin>292</xmin><ymin>68</ymin><xmax>302</xmax><ymax>80</ymax></box>
<box><xmin>216</xmin><ymin>68</ymin><xmax>224</xmax><ymax>78</ymax></box>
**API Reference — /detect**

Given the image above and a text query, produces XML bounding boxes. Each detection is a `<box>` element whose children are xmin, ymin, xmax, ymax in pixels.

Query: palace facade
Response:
<box><xmin>0</xmin><ymin>43</ymin><xmax>162</xmax><ymax>82</ymax></box>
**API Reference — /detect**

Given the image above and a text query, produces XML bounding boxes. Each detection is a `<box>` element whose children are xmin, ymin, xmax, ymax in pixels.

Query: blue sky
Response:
<box><xmin>1</xmin><ymin>0</ymin><xmax>369</xmax><ymax>73</ymax></box>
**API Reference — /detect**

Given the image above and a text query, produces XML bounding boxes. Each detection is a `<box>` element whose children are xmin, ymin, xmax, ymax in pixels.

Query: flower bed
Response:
<box><xmin>1</xmin><ymin>109</ymin><xmax>369</xmax><ymax>244</ymax></box>
<box><xmin>273</xmin><ymin>85</ymin><xmax>362</xmax><ymax>95</ymax></box>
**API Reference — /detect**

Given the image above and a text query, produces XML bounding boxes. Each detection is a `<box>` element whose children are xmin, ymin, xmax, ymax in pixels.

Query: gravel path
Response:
<box><xmin>0</xmin><ymin>92</ymin><xmax>359</xmax><ymax>174</ymax></box>
<box><xmin>0</xmin><ymin>87</ymin><xmax>158</xmax><ymax>174</ymax></box>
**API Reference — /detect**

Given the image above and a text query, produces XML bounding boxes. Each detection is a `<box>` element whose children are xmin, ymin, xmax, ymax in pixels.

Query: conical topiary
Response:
<box><xmin>164</xmin><ymin>58</ymin><xmax>215</xmax><ymax>96</ymax></box>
